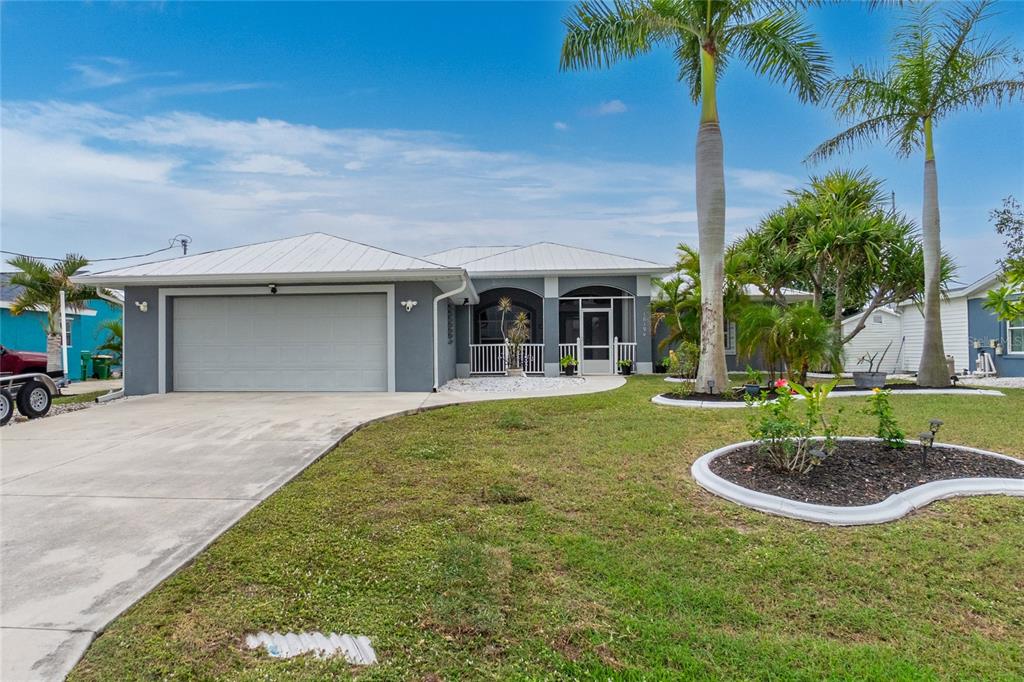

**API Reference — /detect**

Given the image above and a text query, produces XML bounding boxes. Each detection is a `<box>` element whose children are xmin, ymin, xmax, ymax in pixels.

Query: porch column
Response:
<box><xmin>455</xmin><ymin>303</ymin><xmax>471</xmax><ymax>378</ymax></box>
<box><xmin>635</xmin><ymin>276</ymin><xmax>653</xmax><ymax>374</ymax></box>
<box><xmin>543</xmin><ymin>276</ymin><xmax>559</xmax><ymax>377</ymax></box>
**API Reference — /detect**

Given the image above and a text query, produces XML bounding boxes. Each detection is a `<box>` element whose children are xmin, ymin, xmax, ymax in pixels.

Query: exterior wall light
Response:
<box><xmin>400</xmin><ymin>300</ymin><xmax>418</xmax><ymax>312</ymax></box>
<box><xmin>134</xmin><ymin>301</ymin><xmax>149</xmax><ymax>313</ymax></box>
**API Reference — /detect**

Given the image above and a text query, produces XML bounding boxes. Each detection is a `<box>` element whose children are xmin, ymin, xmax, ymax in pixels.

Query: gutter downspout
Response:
<box><xmin>96</xmin><ymin>288</ymin><xmax>125</xmax><ymax>403</ymax></box>
<box><xmin>432</xmin><ymin>272</ymin><xmax>470</xmax><ymax>392</ymax></box>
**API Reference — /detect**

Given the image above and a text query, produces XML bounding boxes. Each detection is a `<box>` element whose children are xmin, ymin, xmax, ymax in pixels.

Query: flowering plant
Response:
<box><xmin>864</xmin><ymin>388</ymin><xmax>905</xmax><ymax>449</ymax></box>
<box><xmin>746</xmin><ymin>379</ymin><xmax>841</xmax><ymax>474</ymax></box>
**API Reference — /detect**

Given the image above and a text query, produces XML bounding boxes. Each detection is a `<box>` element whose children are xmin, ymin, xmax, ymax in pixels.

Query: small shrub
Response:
<box><xmin>665</xmin><ymin>342</ymin><xmax>698</xmax><ymax>379</ymax></box>
<box><xmin>482</xmin><ymin>482</ymin><xmax>531</xmax><ymax>505</ymax></box>
<box><xmin>864</xmin><ymin>388</ymin><xmax>905</xmax><ymax>449</ymax></box>
<box><xmin>497</xmin><ymin>409</ymin><xmax>530</xmax><ymax>430</ymax></box>
<box><xmin>670</xmin><ymin>380</ymin><xmax>695</xmax><ymax>398</ymax></box>
<box><xmin>746</xmin><ymin>379</ymin><xmax>840</xmax><ymax>474</ymax></box>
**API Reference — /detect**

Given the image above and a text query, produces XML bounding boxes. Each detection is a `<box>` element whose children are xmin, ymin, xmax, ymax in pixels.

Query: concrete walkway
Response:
<box><xmin>0</xmin><ymin>376</ymin><xmax>622</xmax><ymax>681</ymax></box>
<box><xmin>58</xmin><ymin>379</ymin><xmax>122</xmax><ymax>397</ymax></box>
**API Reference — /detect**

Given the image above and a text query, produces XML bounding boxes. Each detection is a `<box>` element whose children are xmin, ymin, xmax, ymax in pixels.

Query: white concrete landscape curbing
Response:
<box><xmin>653</xmin><ymin>387</ymin><xmax>1005</xmax><ymax>409</ymax></box>
<box><xmin>822</xmin><ymin>388</ymin><xmax>1005</xmax><ymax>398</ymax></box>
<box><xmin>652</xmin><ymin>394</ymin><xmax>756</xmax><ymax>409</ymax></box>
<box><xmin>691</xmin><ymin>437</ymin><xmax>1024</xmax><ymax>526</ymax></box>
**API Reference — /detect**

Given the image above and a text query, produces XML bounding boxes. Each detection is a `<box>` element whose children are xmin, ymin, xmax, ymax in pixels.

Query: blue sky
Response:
<box><xmin>3</xmin><ymin>1</ymin><xmax>1022</xmax><ymax>282</ymax></box>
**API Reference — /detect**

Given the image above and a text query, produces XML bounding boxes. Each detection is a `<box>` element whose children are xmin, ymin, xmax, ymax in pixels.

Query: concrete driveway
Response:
<box><xmin>0</xmin><ymin>378</ymin><xmax>623</xmax><ymax>680</ymax></box>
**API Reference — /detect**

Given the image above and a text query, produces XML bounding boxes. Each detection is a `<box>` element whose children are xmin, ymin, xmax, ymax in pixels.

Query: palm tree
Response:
<box><xmin>7</xmin><ymin>254</ymin><xmax>96</xmax><ymax>373</ymax></box>
<box><xmin>808</xmin><ymin>0</ymin><xmax>1023</xmax><ymax>386</ymax></box>
<box><xmin>738</xmin><ymin>302</ymin><xmax>838</xmax><ymax>384</ymax></box>
<box><xmin>561</xmin><ymin>0</ymin><xmax>830</xmax><ymax>393</ymax></box>
<box><xmin>96</xmin><ymin>319</ymin><xmax>123</xmax><ymax>364</ymax></box>
<box><xmin>651</xmin><ymin>243</ymin><xmax>753</xmax><ymax>352</ymax></box>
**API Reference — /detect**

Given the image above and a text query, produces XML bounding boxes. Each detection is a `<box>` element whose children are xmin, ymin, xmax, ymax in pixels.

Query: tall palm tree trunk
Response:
<box><xmin>917</xmin><ymin>119</ymin><xmax>949</xmax><ymax>386</ymax></box>
<box><xmin>46</xmin><ymin>331</ymin><xmax>63</xmax><ymax>374</ymax></box>
<box><xmin>694</xmin><ymin>48</ymin><xmax>729</xmax><ymax>393</ymax></box>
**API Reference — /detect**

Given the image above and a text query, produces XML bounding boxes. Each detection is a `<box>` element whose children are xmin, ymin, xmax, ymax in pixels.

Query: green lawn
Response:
<box><xmin>70</xmin><ymin>377</ymin><xmax>1024</xmax><ymax>681</ymax></box>
<box><xmin>53</xmin><ymin>390</ymin><xmax>109</xmax><ymax>405</ymax></box>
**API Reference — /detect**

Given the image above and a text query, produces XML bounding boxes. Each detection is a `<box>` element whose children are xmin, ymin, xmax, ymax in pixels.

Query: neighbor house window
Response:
<box><xmin>725</xmin><ymin>320</ymin><xmax>736</xmax><ymax>355</ymax></box>
<box><xmin>1009</xmin><ymin>317</ymin><xmax>1024</xmax><ymax>354</ymax></box>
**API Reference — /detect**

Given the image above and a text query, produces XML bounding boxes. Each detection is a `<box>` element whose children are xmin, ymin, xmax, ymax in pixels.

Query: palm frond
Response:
<box><xmin>936</xmin><ymin>78</ymin><xmax>1024</xmax><ymax>116</ymax></box>
<box><xmin>560</xmin><ymin>0</ymin><xmax>676</xmax><ymax>71</ymax></box>
<box><xmin>729</xmin><ymin>9</ymin><xmax>831</xmax><ymax>103</ymax></box>
<box><xmin>805</xmin><ymin>112</ymin><xmax>911</xmax><ymax>163</ymax></box>
<box><xmin>932</xmin><ymin>0</ymin><xmax>997</xmax><ymax>98</ymax></box>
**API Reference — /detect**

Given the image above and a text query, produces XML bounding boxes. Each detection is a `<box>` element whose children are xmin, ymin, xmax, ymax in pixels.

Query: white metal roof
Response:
<box><xmin>445</xmin><ymin>242</ymin><xmax>670</xmax><ymax>275</ymax></box>
<box><xmin>75</xmin><ymin>233</ymin><xmax>465</xmax><ymax>287</ymax></box>
<box><xmin>425</xmin><ymin>246</ymin><xmax>520</xmax><ymax>267</ymax></box>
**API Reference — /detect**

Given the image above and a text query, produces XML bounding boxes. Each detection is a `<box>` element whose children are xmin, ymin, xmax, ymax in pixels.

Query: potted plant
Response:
<box><xmin>743</xmin><ymin>365</ymin><xmax>763</xmax><ymax>397</ymax></box>
<box><xmin>505</xmin><ymin>312</ymin><xmax>530</xmax><ymax>378</ymax></box>
<box><xmin>852</xmin><ymin>340</ymin><xmax>891</xmax><ymax>389</ymax></box>
<box><xmin>560</xmin><ymin>355</ymin><xmax>578</xmax><ymax>376</ymax></box>
<box><xmin>617</xmin><ymin>359</ymin><xmax>634</xmax><ymax>376</ymax></box>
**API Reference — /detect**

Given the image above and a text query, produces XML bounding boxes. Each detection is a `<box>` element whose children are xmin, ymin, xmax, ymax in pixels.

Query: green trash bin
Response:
<box><xmin>80</xmin><ymin>351</ymin><xmax>93</xmax><ymax>381</ymax></box>
<box><xmin>93</xmin><ymin>354</ymin><xmax>113</xmax><ymax>380</ymax></box>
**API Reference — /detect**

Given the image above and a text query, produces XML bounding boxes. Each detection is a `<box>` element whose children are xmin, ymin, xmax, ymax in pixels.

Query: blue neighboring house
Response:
<box><xmin>0</xmin><ymin>272</ymin><xmax>124</xmax><ymax>377</ymax></box>
<box><xmin>841</xmin><ymin>271</ymin><xmax>1024</xmax><ymax>378</ymax></box>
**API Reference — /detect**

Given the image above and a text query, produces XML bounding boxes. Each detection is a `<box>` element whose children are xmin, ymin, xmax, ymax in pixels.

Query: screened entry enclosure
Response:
<box><xmin>558</xmin><ymin>286</ymin><xmax>636</xmax><ymax>375</ymax></box>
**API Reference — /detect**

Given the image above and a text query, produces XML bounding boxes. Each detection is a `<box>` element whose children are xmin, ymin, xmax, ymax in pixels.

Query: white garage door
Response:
<box><xmin>173</xmin><ymin>294</ymin><xmax>388</xmax><ymax>391</ymax></box>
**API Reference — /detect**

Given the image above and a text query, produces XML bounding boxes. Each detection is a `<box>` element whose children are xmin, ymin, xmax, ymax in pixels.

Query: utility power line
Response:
<box><xmin>2</xmin><ymin>234</ymin><xmax>192</xmax><ymax>263</ymax></box>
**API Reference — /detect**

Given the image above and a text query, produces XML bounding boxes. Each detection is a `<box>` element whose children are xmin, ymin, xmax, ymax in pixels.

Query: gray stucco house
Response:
<box><xmin>75</xmin><ymin>233</ymin><xmax>670</xmax><ymax>395</ymax></box>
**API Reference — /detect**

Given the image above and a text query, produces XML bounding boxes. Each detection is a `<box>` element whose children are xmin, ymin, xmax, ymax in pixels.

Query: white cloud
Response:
<box><xmin>553</xmin><ymin>121</ymin><xmax>569</xmax><ymax>131</ymax></box>
<box><xmin>594</xmin><ymin>99</ymin><xmax>627</xmax><ymax>116</ymax></box>
<box><xmin>215</xmin><ymin>154</ymin><xmax>320</xmax><ymax>176</ymax></box>
<box><xmin>727</xmin><ymin>168</ymin><xmax>800</xmax><ymax>197</ymax></box>
<box><xmin>68</xmin><ymin>57</ymin><xmax>179</xmax><ymax>90</ymax></box>
<box><xmin>1</xmin><ymin>100</ymin><xmax>795</xmax><ymax>269</ymax></box>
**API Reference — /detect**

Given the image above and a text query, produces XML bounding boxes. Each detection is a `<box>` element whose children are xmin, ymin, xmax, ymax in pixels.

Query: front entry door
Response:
<box><xmin>582</xmin><ymin>309</ymin><xmax>611</xmax><ymax>375</ymax></box>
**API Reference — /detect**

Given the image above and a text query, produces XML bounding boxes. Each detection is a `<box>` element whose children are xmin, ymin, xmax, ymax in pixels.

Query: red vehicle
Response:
<box><xmin>0</xmin><ymin>345</ymin><xmax>48</xmax><ymax>376</ymax></box>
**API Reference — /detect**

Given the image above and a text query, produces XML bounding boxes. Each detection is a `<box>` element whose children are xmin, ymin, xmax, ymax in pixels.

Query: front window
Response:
<box><xmin>725</xmin><ymin>320</ymin><xmax>736</xmax><ymax>354</ymax></box>
<box><xmin>1010</xmin><ymin>317</ymin><xmax>1024</xmax><ymax>353</ymax></box>
<box><xmin>473</xmin><ymin>288</ymin><xmax>542</xmax><ymax>344</ymax></box>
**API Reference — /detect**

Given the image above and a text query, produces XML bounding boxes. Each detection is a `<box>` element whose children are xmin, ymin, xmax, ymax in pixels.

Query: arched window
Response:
<box><xmin>558</xmin><ymin>286</ymin><xmax>635</xmax><ymax>344</ymax></box>
<box><xmin>473</xmin><ymin>288</ymin><xmax>543</xmax><ymax>344</ymax></box>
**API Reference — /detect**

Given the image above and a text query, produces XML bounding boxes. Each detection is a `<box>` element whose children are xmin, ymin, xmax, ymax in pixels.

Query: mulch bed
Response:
<box><xmin>708</xmin><ymin>440</ymin><xmax>1024</xmax><ymax>506</ymax></box>
<box><xmin>831</xmin><ymin>383</ymin><xmax>979</xmax><ymax>392</ymax></box>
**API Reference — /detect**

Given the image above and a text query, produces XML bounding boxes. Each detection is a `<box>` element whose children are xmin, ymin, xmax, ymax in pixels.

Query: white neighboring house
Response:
<box><xmin>840</xmin><ymin>271</ymin><xmax>1003</xmax><ymax>376</ymax></box>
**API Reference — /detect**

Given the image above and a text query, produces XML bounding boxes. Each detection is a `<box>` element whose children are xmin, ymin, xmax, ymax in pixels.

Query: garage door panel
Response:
<box><xmin>173</xmin><ymin>294</ymin><xmax>389</xmax><ymax>392</ymax></box>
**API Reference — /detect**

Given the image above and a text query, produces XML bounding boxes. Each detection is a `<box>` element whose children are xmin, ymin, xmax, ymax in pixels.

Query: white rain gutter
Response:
<box><xmin>432</xmin><ymin>271</ymin><xmax>470</xmax><ymax>391</ymax></box>
<box><xmin>95</xmin><ymin>288</ymin><xmax>125</xmax><ymax>402</ymax></box>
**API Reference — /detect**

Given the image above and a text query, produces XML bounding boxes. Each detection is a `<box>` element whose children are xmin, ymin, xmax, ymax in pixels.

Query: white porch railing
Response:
<box><xmin>469</xmin><ymin>343</ymin><xmax>544</xmax><ymax>375</ymax></box>
<box><xmin>519</xmin><ymin>344</ymin><xmax>544</xmax><ymax>374</ymax></box>
<box><xmin>558</xmin><ymin>342</ymin><xmax>578</xmax><ymax>366</ymax></box>
<box><xmin>613</xmin><ymin>338</ymin><xmax>637</xmax><ymax>367</ymax></box>
<box><xmin>470</xmin><ymin>343</ymin><xmax>506</xmax><ymax>374</ymax></box>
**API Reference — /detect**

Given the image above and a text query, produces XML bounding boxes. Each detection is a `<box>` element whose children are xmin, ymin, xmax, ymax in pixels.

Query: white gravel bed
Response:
<box><xmin>439</xmin><ymin>376</ymin><xmax>586</xmax><ymax>393</ymax></box>
<box><xmin>960</xmin><ymin>376</ymin><xmax>1024</xmax><ymax>389</ymax></box>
